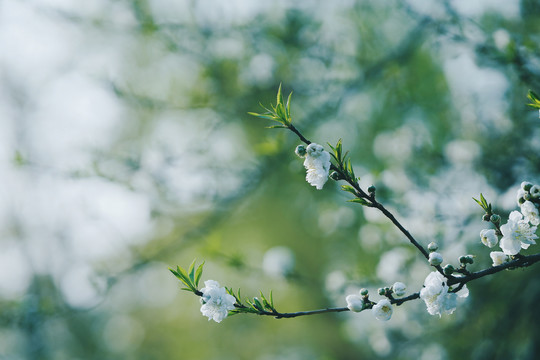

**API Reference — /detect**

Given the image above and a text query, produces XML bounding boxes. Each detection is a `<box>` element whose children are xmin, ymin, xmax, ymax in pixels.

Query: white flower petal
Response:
<box><xmin>500</xmin><ymin>236</ymin><xmax>521</xmax><ymax>255</ymax></box>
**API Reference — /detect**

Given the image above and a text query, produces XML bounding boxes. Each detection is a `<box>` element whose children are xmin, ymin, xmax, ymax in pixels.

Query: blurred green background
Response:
<box><xmin>1</xmin><ymin>0</ymin><xmax>540</xmax><ymax>359</ymax></box>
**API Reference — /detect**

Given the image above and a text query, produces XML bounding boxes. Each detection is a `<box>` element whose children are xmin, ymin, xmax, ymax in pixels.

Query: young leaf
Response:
<box><xmin>341</xmin><ymin>185</ymin><xmax>357</xmax><ymax>195</ymax></box>
<box><xmin>527</xmin><ymin>90</ymin><xmax>540</xmax><ymax>109</ymax></box>
<box><xmin>194</xmin><ymin>262</ymin><xmax>205</xmax><ymax>287</ymax></box>
<box><xmin>286</xmin><ymin>91</ymin><xmax>293</xmax><ymax>118</ymax></box>
<box><xmin>188</xmin><ymin>259</ymin><xmax>196</xmax><ymax>283</ymax></box>
<box><xmin>348</xmin><ymin>198</ymin><xmax>370</xmax><ymax>206</ymax></box>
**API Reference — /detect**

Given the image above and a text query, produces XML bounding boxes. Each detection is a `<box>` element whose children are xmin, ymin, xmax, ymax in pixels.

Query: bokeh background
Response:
<box><xmin>1</xmin><ymin>0</ymin><xmax>540</xmax><ymax>359</ymax></box>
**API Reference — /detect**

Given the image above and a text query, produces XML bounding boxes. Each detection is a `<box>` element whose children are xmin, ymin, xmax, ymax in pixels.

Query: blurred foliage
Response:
<box><xmin>2</xmin><ymin>0</ymin><xmax>540</xmax><ymax>359</ymax></box>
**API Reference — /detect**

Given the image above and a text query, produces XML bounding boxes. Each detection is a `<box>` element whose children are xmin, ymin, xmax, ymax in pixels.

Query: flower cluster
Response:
<box><xmin>345</xmin><ymin>282</ymin><xmax>406</xmax><ymax>321</ymax></box>
<box><xmin>200</xmin><ymin>280</ymin><xmax>237</xmax><ymax>323</ymax></box>
<box><xmin>296</xmin><ymin>143</ymin><xmax>331</xmax><ymax>190</ymax></box>
<box><xmin>420</xmin><ymin>272</ymin><xmax>469</xmax><ymax>317</ymax></box>
<box><xmin>480</xmin><ymin>182</ymin><xmax>540</xmax><ymax>261</ymax></box>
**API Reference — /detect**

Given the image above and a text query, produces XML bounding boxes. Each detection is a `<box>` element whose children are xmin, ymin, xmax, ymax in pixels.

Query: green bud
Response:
<box><xmin>295</xmin><ymin>145</ymin><xmax>306</xmax><ymax>158</ymax></box>
<box><xmin>368</xmin><ymin>185</ymin><xmax>376</xmax><ymax>194</ymax></box>
<box><xmin>378</xmin><ymin>288</ymin><xmax>386</xmax><ymax>296</ymax></box>
<box><xmin>330</xmin><ymin>171</ymin><xmax>342</xmax><ymax>181</ymax></box>
<box><xmin>521</xmin><ymin>181</ymin><xmax>533</xmax><ymax>191</ymax></box>
<box><xmin>490</xmin><ymin>214</ymin><xmax>500</xmax><ymax>224</ymax></box>
<box><xmin>427</xmin><ymin>242</ymin><xmax>438</xmax><ymax>252</ymax></box>
<box><xmin>360</xmin><ymin>288</ymin><xmax>369</xmax><ymax>296</ymax></box>
<box><xmin>482</xmin><ymin>214</ymin><xmax>491</xmax><ymax>222</ymax></box>
<box><xmin>518</xmin><ymin>197</ymin><xmax>526</xmax><ymax>205</ymax></box>
<box><xmin>459</xmin><ymin>255</ymin><xmax>474</xmax><ymax>265</ymax></box>
<box><xmin>524</xmin><ymin>192</ymin><xmax>532</xmax><ymax>201</ymax></box>
<box><xmin>443</xmin><ymin>264</ymin><xmax>455</xmax><ymax>275</ymax></box>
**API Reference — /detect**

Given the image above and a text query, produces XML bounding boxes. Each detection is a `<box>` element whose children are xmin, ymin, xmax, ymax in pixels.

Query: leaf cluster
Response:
<box><xmin>527</xmin><ymin>90</ymin><xmax>540</xmax><ymax>109</ymax></box>
<box><xmin>226</xmin><ymin>288</ymin><xmax>278</xmax><ymax>316</ymax></box>
<box><xmin>328</xmin><ymin>140</ymin><xmax>371</xmax><ymax>206</ymax></box>
<box><xmin>248</xmin><ymin>84</ymin><xmax>293</xmax><ymax>129</ymax></box>
<box><xmin>472</xmin><ymin>193</ymin><xmax>492</xmax><ymax>214</ymax></box>
<box><xmin>169</xmin><ymin>260</ymin><xmax>204</xmax><ymax>294</ymax></box>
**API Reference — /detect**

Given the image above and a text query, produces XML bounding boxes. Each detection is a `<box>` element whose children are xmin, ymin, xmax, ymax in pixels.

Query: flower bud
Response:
<box><xmin>530</xmin><ymin>185</ymin><xmax>540</xmax><ymax>199</ymax></box>
<box><xmin>521</xmin><ymin>181</ymin><xmax>533</xmax><ymax>191</ymax></box>
<box><xmin>524</xmin><ymin>192</ymin><xmax>532</xmax><ymax>201</ymax></box>
<box><xmin>490</xmin><ymin>214</ymin><xmax>500</xmax><ymax>224</ymax></box>
<box><xmin>368</xmin><ymin>185</ymin><xmax>376</xmax><ymax>194</ymax></box>
<box><xmin>346</xmin><ymin>294</ymin><xmax>364</xmax><ymax>312</ymax></box>
<box><xmin>360</xmin><ymin>288</ymin><xmax>369</xmax><ymax>296</ymax></box>
<box><xmin>443</xmin><ymin>264</ymin><xmax>455</xmax><ymax>275</ymax></box>
<box><xmin>392</xmin><ymin>282</ymin><xmax>406</xmax><ymax>297</ymax></box>
<box><xmin>295</xmin><ymin>145</ymin><xmax>307</xmax><ymax>158</ymax></box>
<box><xmin>330</xmin><ymin>171</ymin><xmax>341</xmax><ymax>181</ymax></box>
<box><xmin>427</xmin><ymin>242</ymin><xmax>438</xmax><ymax>252</ymax></box>
<box><xmin>459</xmin><ymin>255</ymin><xmax>474</xmax><ymax>265</ymax></box>
<box><xmin>482</xmin><ymin>214</ymin><xmax>491</xmax><ymax>222</ymax></box>
<box><xmin>428</xmin><ymin>252</ymin><xmax>443</xmax><ymax>266</ymax></box>
<box><xmin>378</xmin><ymin>287</ymin><xmax>386</xmax><ymax>296</ymax></box>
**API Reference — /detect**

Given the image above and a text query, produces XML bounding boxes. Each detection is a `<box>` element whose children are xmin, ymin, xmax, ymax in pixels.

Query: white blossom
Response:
<box><xmin>392</xmin><ymin>282</ymin><xmax>406</xmax><ymax>297</ymax></box>
<box><xmin>521</xmin><ymin>201</ymin><xmax>540</xmax><ymax>226</ymax></box>
<box><xmin>372</xmin><ymin>298</ymin><xmax>393</xmax><ymax>321</ymax></box>
<box><xmin>345</xmin><ymin>294</ymin><xmax>364</xmax><ymax>312</ymax></box>
<box><xmin>500</xmin><ymin>211</ymin><xmax>538</xmax><ymax>255</ymax></box>
<box><xmin>420</xmin><ymin>272</ymin><xmax>468</xmax><ymax>317</ymax></box>
<box><xmin>303</xmin><ymin>143</ymin><xmax>331</xmax><ymax>190</ymax></box>
<box><xmin>490</xmin><ymin>251</ymin><xmax>510</xmax><ymax>266</ymax></box>
<box><xmin>200</xmin><ymin>280</ymin><xmax>236</xmax><ymax>323</ymax></box>
<box><xmin>480</xmin><ymin>229</ymin><xmax>498</xmax><ymax>248</ymax></box>
<box><xmin>428</xmin><ymin>252</ymin><xmax>443</xmax><ymax>266</ymax></box>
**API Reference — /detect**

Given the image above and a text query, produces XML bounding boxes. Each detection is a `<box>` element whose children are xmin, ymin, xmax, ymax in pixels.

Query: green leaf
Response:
<box><xmin>348</xmin><ymin>198</ymin><xmax>370</xmax><ymax>206</ymax></box>
<box><xmin>174</xmin><ymin>265</ymin><xmax>194</xmax><ymax>290</ymax></box>
<box><xmin>341</xmin><ymin>185</ymin><xmax>357</xmax><ymax>195</ymax></box>
<box><xmin>276</xmin><ymin>83</ymin><xmax>283</xmax><ymax>106</ymax></box>
<box><xmin>527</xmin><ymin>90</ymin><xmax>540</xmax><ymax>109</ymax></box>
<box><xmin>248</xmin><ymin>112</ymin><xmax>277</xmax><ymax>120</ymax></box>
<box><xmin>252</xmin><ymin>297</ymin><xmax>264</xmax><ymax>311</ymax></box>
<box><xmin>286</xmin><ymin>91</ymin><xmax>293</xmax><ymax>118</ymax></box>
<box><xmin>194</xmin><ymin>262</ymin><xmax>204</xmax><ymax>287</ymax></box>
<box><xmin>188</xmin><ymin>259</ymin><xmax>196</xmax><ymax>283</ymax></box>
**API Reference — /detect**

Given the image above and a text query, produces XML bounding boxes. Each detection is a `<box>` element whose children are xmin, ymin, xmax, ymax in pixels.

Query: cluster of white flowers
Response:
<box><xmin>420</xmin><ymin>272</ymin><xmax>469</xmax><ymax>317</ymax></box>
<box><xmin>345</xmin><ymin>282</ymin><xmax>405</xmax><ymax>321</ymax></box>
<box><xmin>296</xmin><ymin>143</ymin><xmax>331</xmax><ymax>190</ymax></box>
<box><xmin>200</xmin><ymin>280</ymin><xmax>236</xmax><ymax>323</ymax></box>
<box><xmin>481</xmin><ymin>182</ymin><xmax>540</xmax><ymax>262</ymax></box>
